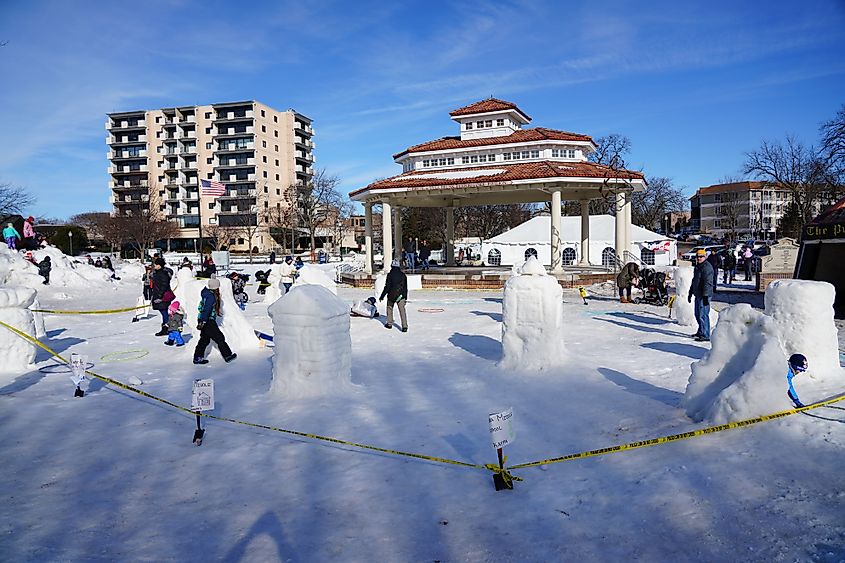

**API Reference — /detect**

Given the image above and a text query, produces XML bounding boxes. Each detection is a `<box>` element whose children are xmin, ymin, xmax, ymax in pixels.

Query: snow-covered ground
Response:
<box><xmin>1</xmin><ymin>259</ymin><xmax>844</xmax><ymax>562</ymax></box>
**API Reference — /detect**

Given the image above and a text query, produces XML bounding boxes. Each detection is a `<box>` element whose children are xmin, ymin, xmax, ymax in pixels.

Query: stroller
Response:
<box><xmin>633</xmin><ymin>268</ymin><xmax>669</xmax><ymax>306</ymax></box>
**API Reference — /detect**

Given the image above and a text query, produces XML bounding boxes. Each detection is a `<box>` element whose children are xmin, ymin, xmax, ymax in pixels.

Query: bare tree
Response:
<box><xmin>203</xmin><ymin>223</ymin><xmax>235</xmax><ymax>251</ymax></box>
<box><xmin>630</xmin><ymin>176</ymin><xmax>688</xmax><ymax>229</ymax></box>
<box><xmin>718</xmin><ymin>191</ymin><xmax>743</xmax><ymax>242</ymax></box>
<box><xmin>743</xmin><ymin>136</ymin><xmax>830</xmax><ymax>224</ymax></box>
<box><xmin>589</xmin><ymin>134</ymin><xmax>632</xmax><ymax>167</ymax></box>
<box><xmin>298</xmin><ymin>169</ymin><xmax>342</xmax><ymax>253</ymax></box>
<box><xmin>820</xmin><ymin>103</ymin><xmax>845</xmax><ymax>188</ymax></box>
<box><xmin>0</xmin><ymin>181</ymin><xmax>36</xmax><ymax>221</ymax></box>
<box><xmin>119</xmin><ymin>188</ymin><xmax>178</xmax><ymax>257</ymax></box>
<box><xmin>457</xmin><ymin>204</ymin><xmax>533</xmax><ymax>240</ymax></box>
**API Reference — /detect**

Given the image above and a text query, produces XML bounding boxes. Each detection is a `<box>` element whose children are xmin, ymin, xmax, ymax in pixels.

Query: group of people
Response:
<box><xmin>4</xmin><ymin>216</ymin><xmax>44</xmax><ymax>251</ymax></box>
<box><xmin>402</xmin><ymin>239</ymin><xmax>432</xmax><ymax>271</ymax></box>
<box><xmin>84</xmin><ymin>255</ymin><xmax>120</xmax><ymax>280</ymax></box>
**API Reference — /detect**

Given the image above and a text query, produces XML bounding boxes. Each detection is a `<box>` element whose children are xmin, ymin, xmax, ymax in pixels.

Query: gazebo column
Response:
<box><xmin>615</xmin><ymin>191</ymin><xmax>626</xmax><ymax>269</ymax></box>
<box><xmin>394</xmin><ymin>207</ymin><xmax>403</xmax><ymax>261</ymax></box>
<box><xmin>381</xmin><ymin>200</ymin><xmax>393</xmax><ymax>272</ymax></box>
<box><xmin>550</xmin><ymin>189</ymin><xmax>562</xmax><ymax>273</ymax></box>
<box><xmin>623</xmin><ymin>189</ymin><xmax>633</xmax><ymax>258</ymax></box>
<box><xmin>364</xmin><ymin>202</ymin><xmax>373</xmax><ymax>274</ymax></box>
<box><xmin>446</xmin><ymin>206</ymin><xmax>455</xmax><ymax>266</ymax></box>
<box><xmin>579</xmin><ymin>199</ymin><xmax>590</xmax><ymax>266</ymax></box>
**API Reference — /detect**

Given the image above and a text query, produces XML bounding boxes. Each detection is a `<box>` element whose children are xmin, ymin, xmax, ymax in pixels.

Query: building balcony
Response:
<box><xmin>167</xmin><ymin>214</ymin><xmax>201</xmax><ymax>229</ymax></box>
<box><xmin>214</xmin><ymin>110</ymin><xmax>254</xmax><ymax>122</ymax></box>
<box><xmin>107</xmin><ymin>119</ymin><xmax>145</xmax><ymax>131</ymax></box>
<box><xmin>295</xmin><ymin>151</ymin><xmax>314</xmax><ymax>162</ymax></box>
<box><xmin>111</xmin><ymin>165</ymin><xmax>149</xmax><ymax>174</ymax></box>
<box><xmin>109</xmin><ymin>135</ymin><xmax>147</xmax><ymax>146</ymax></box>
<box><xmin>218</xmin><ymin>190</ymin><xmax>256</xmax><ymax>200</ymax></box>
<box><xmin>294</xmin><ymin>122</ymin><xmax>313</xmax><ymax>136</ymax></box>
<box><xmin>219</xmin><ymin>174</ymin><xmax>257</xmax><ymax>182</ymax></box>
<box><xmin>180</xmin><ymin>145</ymin><xmax>197</xmax><ymax>155</ymax></box>
<box><xmin>110</xmin><ymin>150</ymin><xmax>147</xmax><ymax>160</ymax></box>
<box><xmin>214</xmin><ymin>127</ymin><xmax>255</xmax><ymax>138</ymax></box>
<box><xmin>214</xmin><ymin>145</ymin><xmax>255</xmax><ymax>154</ymax></box>
<box><xmin>114</xmin><ymin>194</ymin><xmax>150</xmax><ymax>204</ymax></box>
<box><xmin>216</xmin><ymin>159</ymin><xmax>256</xmax><ymax>169</ymax></box>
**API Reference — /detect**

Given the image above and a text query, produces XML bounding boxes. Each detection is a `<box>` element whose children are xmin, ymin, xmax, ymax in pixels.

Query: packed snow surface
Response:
<box><xmin>0</xmin><ymin>259</ymin><xmax>843</xmax><ymax>561</ymax></box>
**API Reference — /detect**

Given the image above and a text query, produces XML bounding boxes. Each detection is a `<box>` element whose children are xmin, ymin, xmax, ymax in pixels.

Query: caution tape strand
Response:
<box><xmin>32</xmin><ymin>304</ymin><xmax>150</xmax><ymax>315</ymax></box>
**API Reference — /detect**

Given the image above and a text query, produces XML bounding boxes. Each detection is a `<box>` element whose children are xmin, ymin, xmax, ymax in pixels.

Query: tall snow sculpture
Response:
<box><xmin>173</xmin><ymin>277</ymin><xmax>259</xmax><ymax>351</ymax></box>
<box><xmin>500</xmin><ymin>256</ymin><xmax>564</xmax><ymax>370</ymax></box>
<box><xmin>0</xmin><ymin>287</ymin><xmax>39</xmax><ymax>381</ymax></box>
<box><xmin>262</xmin><ymin>264</ymin><xmax>284</xmax><ymax>304</ymax></box>
<box><xmin>684</xmin><ymin>304</ymin><xmax>787</xmax><ymax>423</ymax></box>
<box><xmin>765</xmin><ymin>280</ymin><xmax>841</xmax><ymax>375</ymax></box>
<box><xmin>267</xmin><ymin>284</ymin><xmax>354</xmax><ymax>398</ymax></box>
<box><xmin>672</xmin><ymin>266</ymin><xmax>696</xmax><ymax>327</ymax></box>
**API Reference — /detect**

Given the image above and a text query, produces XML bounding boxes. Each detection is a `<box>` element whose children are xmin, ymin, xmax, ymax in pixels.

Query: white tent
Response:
<box><xmin>481</xmin><ymin>215</ymin><xmax>677</xmax><ymax>267</ymax></box>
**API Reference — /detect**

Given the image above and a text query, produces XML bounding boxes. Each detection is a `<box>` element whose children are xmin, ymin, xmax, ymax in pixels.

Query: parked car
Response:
<box><xmin>681</xmin><ymin>245</ymin><xmax>726</xmax><ymax>262</ymax></box>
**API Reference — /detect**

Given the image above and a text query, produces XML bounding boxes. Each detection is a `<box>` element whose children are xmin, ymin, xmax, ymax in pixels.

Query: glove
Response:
<box><xmin>379</xmin><ymin>297</ymin><xmax>384</xmax><ymax>302</ymax></box>
<box><xmin>703</xmin><ymin>297</ymin><xmax>709</xmax><ymax>306</ymax></box>
<box><xmin>687</xmin><ymin>294</ymin><xmax>692</xmax><ymax>303</ymax></box>
<box><xmin>196</xmin><ymin>321</ymin><xmax>205</xmax><ymax>330</ymax></box>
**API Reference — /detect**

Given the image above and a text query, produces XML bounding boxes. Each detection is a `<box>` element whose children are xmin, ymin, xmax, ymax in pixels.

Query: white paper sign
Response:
<box><xmin>69</xmin><ymin>354</ymin><xmax>87</xmax><ymax>386</ymax></box>
<box><xmin>191</xmin><ymin>379</ymin><xmax>215</xmax><ymax>412</ymax></box>
<box><xmin>489</xmin><ymin>407</ymin><xmax>515</xmax><ymax>449</ymax></box>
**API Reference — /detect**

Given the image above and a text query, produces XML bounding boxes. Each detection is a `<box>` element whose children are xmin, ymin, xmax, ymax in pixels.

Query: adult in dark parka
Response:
<box><xmin>379</xmin><ymin>260</ymin><xmax>408</xmax><ymax>332</ymax></box>
<box><xmin>616</xmin><ymin>262</ymin><xmax>640</xmax><ymax>303</ymax></box>
<box><xmin>688</xmin><ymin>249</ymin><xmax>715</xmax><ymax>341</ymax></box>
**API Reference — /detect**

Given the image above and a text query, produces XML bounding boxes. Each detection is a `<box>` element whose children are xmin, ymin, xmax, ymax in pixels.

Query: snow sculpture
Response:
<box><xmin>672</xmin><ymin>266</ymin><xmax>696</xmax><ymax>327</ymax></box>
<box><xmin>684</xmin><ymin>304</ymin><xmax>787</xmax><ymax>423</ymax></box>
<box><xmin>262</xmin><ymin>264</ymin><xmax>284</xmax><ymax>304</ymax></box>
<box><xmin>172</xmin><ymin>277</ymin><xmax>259</xmax><ymax>351</ymax></box>
<box><xmin>0</xmin><ymin>287</ymin><xmax>39</xmax><ymax>380</ymax></box>
<box><xmin>765</xmin><ymin>280</ymin><xmax>840</xmax><ymax>375</ymax></box>
<box><xmin>0</xmin><ymin>243</ymin><xmax>44</xmax><ymax>288</ymax></box>
<box><xmin>31</xmin><ymin>297</ymin><xmax>46</xmax><ymax>339</ymax></box>
<box><xmin>294</xmin><ymin>264</ymin><xmax>337</xmax><ymax>295</ymax></box>
<box><xmin>500</xmin><ymin>256</ymin><xmax>564</xmax><ymax>370</ymax></box>
<box><xmin>267</xmin><ymin>284</ymin><xmax>355</xmax><ymax>398</ymax></box>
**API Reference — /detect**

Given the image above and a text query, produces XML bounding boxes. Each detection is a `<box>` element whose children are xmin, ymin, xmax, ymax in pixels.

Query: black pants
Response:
<box><xmin>194</xmin><ymin>321</ymin><xmax>233</xmax><ymax>359</ymax></box>
<box><xmin>619</xmin><ymin>286</ymin><xmax>631</xmax><ymax>299</ymax></box>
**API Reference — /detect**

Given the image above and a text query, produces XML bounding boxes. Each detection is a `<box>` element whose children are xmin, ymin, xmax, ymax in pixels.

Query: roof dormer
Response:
<box><xmin>450</xmin><ymin>98</ymin><xmax>531</xmax><ymax>140</ymax></box>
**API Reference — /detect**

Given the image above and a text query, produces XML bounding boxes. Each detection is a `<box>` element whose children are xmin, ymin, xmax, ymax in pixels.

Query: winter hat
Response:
<box><xmin>168</xmin><ymin>300</ymin><xmax>181</xmax><ymax>313</ymax></box>
<box><xmin>285</xmin><ymin>255</ymin><xmax>293</xmax><ymax>262</ymax></box>
<box><xmin>27</xmin><ymin>216</ymin><xmax>34</xmax><ymax>222</ymax></box>
<box><xmin>154</xmin><ymin>257</ymin><xmax>166</xmax><ymax>267</ymax></box>
<box><xmin>207</xmin><ymin>278</ymin><xmax>220</xmax><ymax>290</ymax></box>
<box><xmin>391</xmin><ymin>260</ymin><xmax>400</xmax><ymax>267</ymax></box>
<box><xmin>695</xmin><ymin>249</ymin><xmax>706</xmax><ymax>257</ymax></box>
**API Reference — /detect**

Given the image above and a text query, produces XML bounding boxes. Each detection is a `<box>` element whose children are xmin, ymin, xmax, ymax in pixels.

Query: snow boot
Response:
<box><xmin>164</xmin><ymin>339</ymin><xmax>174</xmax><ymax>346</ymax></box>
<box><xmin>619</xmin><ymin>297</ymin><xmax>628</xmax><ymax>303</ymax></box>
<box><xmin>155</xmin><ymin>324</ymin><xmax>168</xmax><ymax>336</ymax></box>
<box><xmin>401</xmin><ymin>327</ymin><xmax>408</xmax><ymax>333</ymax></box>
<box><xmin>384</xmin><ymin>323</ymin><xmax>392</xmax><ymax>329</ymax></box>
<box><xmin>224</xmin><ymin>353</ymin><xmax>238</xmax><ymax>363</ymax></box>
<box><xmin>193</xmin><ymin>357</ymin><xmax>209</xmax><ymax>365</ymax></box>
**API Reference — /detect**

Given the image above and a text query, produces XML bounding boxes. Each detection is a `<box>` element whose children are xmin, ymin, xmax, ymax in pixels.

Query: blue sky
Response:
<box><xmin>1</xmin><ymin>0</ymin><xmax>844</xmax><ymax>219</ymax></box>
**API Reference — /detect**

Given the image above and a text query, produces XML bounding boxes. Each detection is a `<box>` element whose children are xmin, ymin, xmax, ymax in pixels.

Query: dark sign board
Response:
<box><xmin>803</xmin><ymin>222</ymin><xmax>845</xmax><ymax>240</ymax></box>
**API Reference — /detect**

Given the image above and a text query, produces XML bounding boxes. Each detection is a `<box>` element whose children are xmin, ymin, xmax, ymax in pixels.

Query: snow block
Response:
<box><xmin>765</xmin><ymin>279</ymin><xmax>840</xmax><ymax>376</ymax></box>
<box><xmin>0</xmin><ymin>287</ymin><xmax>38</xmax><ymax>379</ymax></box>
<box><xmin>684</xmin><ymin>304</ymin><xmax>787</xmax><ymax>424</ymax></box>
<box><xmin>500</xmin><ymin>256</ymin><xmax>564</xmax><ymax>370</ymax></box>
<box><xmin>672</xmin><ymin>266</ymin><xmax>696</xmax><ymax>327</ymax></box>
<box><xmin>267</xmin><ymin>284</ymin><xmax>355</xmax><ymax>398</ymax></box>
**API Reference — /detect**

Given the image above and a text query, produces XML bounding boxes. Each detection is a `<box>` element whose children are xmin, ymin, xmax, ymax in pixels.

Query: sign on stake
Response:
<box><xmin>489</xmin><ymin>407</ymin><xmax>515</xmax><ymax>490</ymax></box>
<box><xmin>191</xmin><ymin>379</ymin><xmax>214</xmax><ymax>446</ymax></box>
<box><xmin>70</xmin><ymin>353</ymin><xmax>88</xmax><ymax>397</ymax></box>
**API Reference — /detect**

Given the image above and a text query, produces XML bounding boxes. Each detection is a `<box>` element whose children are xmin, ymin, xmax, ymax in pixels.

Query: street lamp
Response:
<box><xmin>68</xmin><ymin>230</ymin><xmax>73</xmax><ymax>256</ymax></box>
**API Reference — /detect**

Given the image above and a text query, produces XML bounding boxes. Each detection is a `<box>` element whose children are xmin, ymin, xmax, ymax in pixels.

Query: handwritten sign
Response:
<box><xmin>69</xmin><ymin>353</ymin><xmax>87</xmax><ymax>386</ymax></box>
<box><xmin>489</xmin><ymin>407</ymin><xmax>515</xmax><ymax>449</ymax></box>
<box><xmin>191</xmin><ymin>379</ymin><xmax>215</xmax><ymax>412</ymax></box>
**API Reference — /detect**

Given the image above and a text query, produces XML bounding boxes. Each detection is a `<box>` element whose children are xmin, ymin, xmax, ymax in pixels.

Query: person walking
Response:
<box><xmin>707</xmin><ymin>250</ymin><xmax>720</xmax><ymax>293</ymax></box>
<box><xmin>616</xmin><ymin>262</ymin><xmax>640</xmax><ymax>303</ymax></box>
<box><xmin>164</xmin><ymin>301</ymin><xmax>186</xmax><ymax>347</ymax></box>
<box><xmin>379</xmin><ymin>260</ymin><xmax>408</xmax><ymax>332</ymax></box>
<box><xmin>193</xmin><ymin>278</ymin><xmax>237</xmax><ymax>364</ymax></box>
<box><xmin>742</xmin><ymin>246</ymin><xmax>753</xmax><ymax>281</ymax></box>
<box><xmin>3</xmin><ymin>222</ymin><xmax>21</xmax><ymax>250</ymax></box>
<box><xmin>722</xmin><ymin>249</ymin><xmax>736</xmax><ymax>285</ymax></box>
<box><xmin>269</xmin><ymin>250</ymin><xmax>276</xmax><ymax>264</ymax></box>
<box><xmin>688</xmin><ymin>248</ymin><xmax>715</xmax><ymax>342</ymax></box>
<box><xmin>150</xmin><ymin>257</ymin><xmax>174</xmax><ymax>336</ymax></box>
<box><xmin>404</xmin><ymin>238</ymin><xmax>416</xmax><ymax>271</ymax></box>
<box><xmin>419</xmin><ymin>240</ymin><xmax>431</xmax><ymax>270</ymax></box>
<box><xmin>22</xmin><ymin>216</ymin><xmax>36</xmax><ymax>250</ymax></box>
<box><xmin>279</xmin><ymin>255</ymin><xmax>297</xmax><ymax>294</ymax></box>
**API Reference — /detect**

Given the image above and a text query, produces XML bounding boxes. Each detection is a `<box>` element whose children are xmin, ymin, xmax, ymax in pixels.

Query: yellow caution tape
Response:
<box><xmin>668</xmin><ymin>294</ymin><xmax>677</xmax><ymax>309</ymax></box>
<box><xmin>2</xmin><ymin>318</ymin><xmax>843</xmax><ymax>481</ymax></box>
<box><xmin>32</xmin><ymin>304</ymin><xmax>150</xmax><ymax>315</ymax></box>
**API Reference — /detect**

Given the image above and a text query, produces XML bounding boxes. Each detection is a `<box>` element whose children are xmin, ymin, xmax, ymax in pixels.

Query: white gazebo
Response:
<box><xmin>350</xmin><ymin>98</ymin><xmax>648</xmax><ymax>275</ymax></box>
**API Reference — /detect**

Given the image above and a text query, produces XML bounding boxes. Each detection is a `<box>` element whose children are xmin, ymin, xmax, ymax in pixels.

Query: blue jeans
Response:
<box><xmin>694</xmin><ymin>296</ymin><xmax>711</xmax><ymax>339</ymax></box>
<box><xmin>167</xmin><ymin>330</ymin><xmax>184</xmax><ymax>345</ymax></box>
<box><xmin>405</xmin><ymin>252</ymin><xmax>415</xmax><ymax>270</ymax></box>
<box><xmin>283</xmin><ymin>282</ymin><xmax>292</xmax><ymax>294</ymax></box>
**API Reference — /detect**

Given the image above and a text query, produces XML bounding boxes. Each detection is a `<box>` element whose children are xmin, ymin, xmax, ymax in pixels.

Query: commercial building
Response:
<box><xmin>689</xmin><ymin>181</ymin><xmax>792</xmax><ymax>239</ymax></box>
<box><xmin>107</xmin><ymin>101</ymin><xmax>314</xmax><ymax>252</ymax></box>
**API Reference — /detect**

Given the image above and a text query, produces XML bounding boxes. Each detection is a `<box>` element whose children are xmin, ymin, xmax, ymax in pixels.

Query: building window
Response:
<box><xmin>470</xmin><ymin>155</ymin><xmax>478</xmax><ymax>163</ymax></box>
<box><xmin>485</xmin><ymin>120</ymin><xmax>492</xmax><ymax>127</ymax></box>
<box><xmin>447</xmin><ymin>157</ymin><xmax>454</xmax><ymax>165</ymax></box>
<box><xmin>487</xmin><ymin>249</ymin><xmax>501</xmax><ymax>266</ymax></box>
<box><xmin>530</xmin><ymin>150</ymin><xmax>539</xmax><ymax>158</ymax></box>
<box><xmin>205</xmin><ymin>127</ymin><xmax>212</xmax><ymax>134</ymax></box>
<box><xmin>275</xmin><ymin>145</ymin><xmax>279</xmax><ymax>152</ymax></box>
<box><xmin>461</xmin><ymin>156</ymin><xmax>470</xmax><ymax>164</ymax></box>
<box><xmin>439</xmin><ymin>158</ymin><xmax>447</xmax><ymax>166</ymax></box>
<box><xmin>263</xmin><ymin>171</ymin><xmax>268</xmax><ymax>178</ymax></box>
<box><xmin>496</xmin><ymin>119</ymin><xmax>504</xmax><ymax>126</ymax></box>
<box><xmin>275</xmin><ymin>159</ymin><xmax>279</xmax><ymax>166</ymax></box>
<box><xmin>262</xmin><ymin>140</ymin><xmax>267</xmax><ymax>148</ymax></box>
<box><xmin>503</xmin><ymin>153</ymin><xmax>511</xmax><ymax>161</ymax></box>
<box><xmin>640</xmin><ymin>248</ymin><xmax>655</xmax><ymax>265</ymax></box>
<box><xmin>273</xmin><ymin>115</ymin><xmax>278</xmax><ymax>123</ymax></box>
<box><xmin>423</xmin><ymin>160</ymin><xmax>430</xmax><ymax>167</ymax></box>
<box><xmin>479</xmin><ymin>155</ymin><xmax>487</xmax><ymax>163</ymax></box>
<box><xmin>206</xmin><ymin>158</ymin><xmax>213</xmax><ymax>164</ymax></box>
<box><xmin>566</xmin><ymin>149</ymin><xmax>576</xmax><ymax>158</ymax></box>
<box><xmin>263</xmin><ymin>156</ymin><xmax>267</xmax><ymax>163</ymax></box>
<box><xmin>208</xmin><ymin>203</ymin><xmax>215</xmax><ymax>210</ymax></box>
<box><xmin>521</xmin><ymin>151</ymin><xmax>530</xmax><ymax>159</ymax></box>
<box><xmin>261</xmin><ymin>109</ymin><xmax>265</xmax><ymax>117</ymax></box>
<box><xmin>261</xmin><ymin>125</ymin><xmax>266</xmax><ymax>132</ymax></box>
<box><xmin>274</xmin><ymin>130</ymin><xmax>278</xmax><ymax>137</ymax></box>
<box><xmin>562</xmin><ymin>247</ymin><xmax>577</xmax><ymax>265</ymax></box>
<box><xmin>205</xmin><ymin>142</ymin><xmax>212</xmax><ymax>150</ymax></box>
<box><xmin>466</xmin><ymin>122</ymin><xmax>473</xmax><ymax>130</ymax></box>
<box><xmin>205</xmin><ymin>112</ymin><xmax>211</xmax><ymax>119</ymax></box>
<box><xmin>524</xmin><ymin>247</ymin><xmax>538</xmax><ymax>260</ymax></box>
<box><xmin>477</xmin><ymin>121</ymin><xmax>484</xmax><ymax>128</ymax></box>
<box><xmin>275</xmin><ymin>174</ymin><xmax>280</xmax><ymax>180</ymax></box>
<box><xmin>601</xmin><ymin>247</ymin><xmax>616</xmax><ymax>267</ymax></box>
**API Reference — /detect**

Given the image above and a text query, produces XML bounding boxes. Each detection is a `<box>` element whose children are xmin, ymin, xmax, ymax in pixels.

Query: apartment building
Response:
<box><xmin>107</xmin><ymin>100</ymin><xmax>314</xmax><ymax>252</ymax></box>
<box><xmin>690</xmin><ymin>181</ymin><xmax>793</xmax><ymax>239</ymax></box>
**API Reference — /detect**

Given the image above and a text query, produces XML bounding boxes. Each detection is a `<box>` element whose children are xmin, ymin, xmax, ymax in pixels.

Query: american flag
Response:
<box><xmin>200</xmin><ymin>179</ymin><xmax>226</xmax><ymax>197</ymax></box>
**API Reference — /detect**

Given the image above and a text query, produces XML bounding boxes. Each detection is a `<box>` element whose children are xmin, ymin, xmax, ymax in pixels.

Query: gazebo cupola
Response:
<box><xmin>450</xmin><ymin>98</ymin><xmax>532</xmax><ymax>140</ymax></box>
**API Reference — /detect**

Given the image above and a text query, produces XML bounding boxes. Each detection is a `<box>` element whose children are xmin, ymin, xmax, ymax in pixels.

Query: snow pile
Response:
<box><xmin>294</xmin><ymin>264</ymin><xmax>337</xmax><ymax>295</ymax></box>
<box><xmin>31</xmin><ymin>247</ymin><xmax>113</xmax><ymax>287</ymax></box>
<box><xmin>267</xmin><ymin>284</ymin><xmax>355</xmax><ymax>398</ymax></box>
<box><xmin>500</xmin><ymin>256</ymin><xmax>564</xmax><ymax>370</ymax></box>
<box><xmin>684</xmin><ymin>304</ymin><xmax>787</xmax><ymax>423</ymax></box>
<box><xmin>171</xmin><ymin>266</ymin><xmax>196</xmax><ymax>293</ymax></box>
<box><xmin>765</xmin><ymin>280</ymin><xmax>841</xmax><ymax>376</ymax></box>
<box><xmin>172</xmin><ymin>277</ymin><xmax>259</xmax><ymax>351</ymax></box>
<box><xmin>0</xmin><ymin>243</ymin><xmax>44</xmax><ymax>287</ymax></box>
<box><xmin>0</xmin><ymin>287</ymin><xmax>38</xmax><ymax>379</ymax></box>
<box><xmin>116</xmin><ymin>260</ymin><xmax>146</xmax><ymax>282</ymax></box>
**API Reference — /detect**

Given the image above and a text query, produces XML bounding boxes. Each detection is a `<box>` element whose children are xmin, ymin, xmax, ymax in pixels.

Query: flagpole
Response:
<box><xmin>197</xmin><ymin>181</ymin><xmax>203</xmax><ymax>256</ymax></box>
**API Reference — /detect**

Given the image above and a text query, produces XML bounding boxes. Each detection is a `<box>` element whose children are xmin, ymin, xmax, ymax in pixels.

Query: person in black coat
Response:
<box><xmin>706</xmin><ymin>250</ymin><xmax>720</xmax><ymax>293</ymax></box>
<box><xmin>419</xmin><ymin>240</ymin><xmax>431</xmax><ymax>270</ymax></box>
<box><xmin>193</xmin><ymin>278</ymin><xmax>236</xmax><ymax>365</ymax></box>
<box><xmin>150</xmin><ymin>257</ymin><xmax>173</xmax><ymax>336</ymax></box>
<box><xmin>37</xmin><ymin>256</ymin><xmax>51</xmax><ymax>285</ymax></box>
<box><xmin>722</xmin><ymin>249</ymin><xmax>736</xmax><ymax>285</ymax></box>
<box><xmin>688</xmin><ymin>250</ymin><xmax>715</xmax><ymax>341</ymax></box>
<box><xmin>379</xmin><ymin>260</ymin><xmax>408</xmax><ymax>332</ymax></box>
<box><xmin>269</xmin><ymin>251</ymin><xmax>276</xmax><ymax>264</ymax></box>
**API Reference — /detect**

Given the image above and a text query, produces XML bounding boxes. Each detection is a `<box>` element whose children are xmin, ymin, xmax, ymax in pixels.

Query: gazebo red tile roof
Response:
<box><xmin>351</xmin><ymin>160</ymin><xmax>645</xmax><ymax>197</ymax></box>
<box><xmin>448</xmin><ymin>98</ymin><xmax>529</xmax><ymax>119</ymax></box>
<box><xmin>393</xmin><ymin>127</ymin><xmax>595</xmax><ymax>159</ymax></box>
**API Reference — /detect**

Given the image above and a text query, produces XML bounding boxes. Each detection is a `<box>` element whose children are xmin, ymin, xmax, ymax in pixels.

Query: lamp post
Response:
<box><xmin>68</xmin><ymin>230</ymin><xmax>73</xmax><ymax>256</ymax></box>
